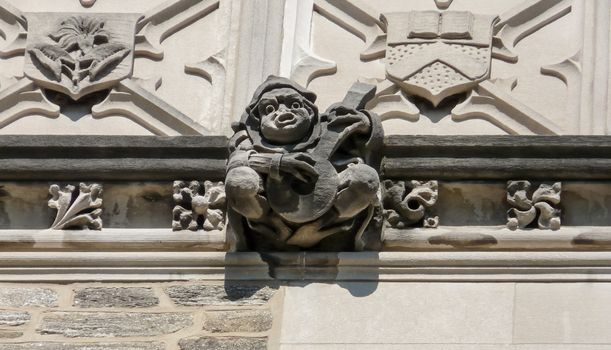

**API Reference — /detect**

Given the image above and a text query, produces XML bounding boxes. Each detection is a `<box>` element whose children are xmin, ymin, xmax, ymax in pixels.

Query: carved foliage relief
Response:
<box><xmin>48</xmin><ymin>183</ymin><xmax>103</xmax><ymax>230</ymax></box>
<box><xmin>296</xmin><ymin>0</ymin><xmax>581</xmax><ymax>135</ymax></box>
<box><xmin>507</xmin><ymin>181</ymin><xmax>561</xmax><ymax>230</ymax></box>
<box><xmin>383</xmin><ymin>180</ymin><xmax>439</xmax><ymax>229</ymax></box>
<box><xmin>26</xmin><ymin>14</ymin><xmax>136</xmax><ymax>100</ymax></box>
<box><xmin>172</xmin><ymin>180</ymin><xmax>226</xmax><ymax>232</ymax></box>
<box><xmin>0</xmin><ymin>0</ymin><xmax>231</xmax><ymax>136</ymax></box>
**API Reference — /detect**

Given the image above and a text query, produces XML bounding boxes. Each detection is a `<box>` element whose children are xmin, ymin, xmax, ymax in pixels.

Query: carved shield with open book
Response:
<box><xmin>383</xmin><ymin>11</ymin><xmax>497</xmax><ymax>106</ymax></box>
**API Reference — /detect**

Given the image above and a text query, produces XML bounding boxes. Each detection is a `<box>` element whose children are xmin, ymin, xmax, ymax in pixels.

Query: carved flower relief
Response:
<box><xmin>173</xmin><ymin>181</ymin><xmax>227</xmax><ymax>232</ymax></box>
<box><xmin>383</xmin><ymin>180</ymin><xmax>439</xmax><ymax>229</ymax></box>
<box><xmin>48</xmin><ymin>183</ymin><xmax>103</xmax><ymax>230</ymax></box>
<box><xmin>29</xmin><ymin>16</ymin><xmax>130</xmax><ymax>88</ymax></box>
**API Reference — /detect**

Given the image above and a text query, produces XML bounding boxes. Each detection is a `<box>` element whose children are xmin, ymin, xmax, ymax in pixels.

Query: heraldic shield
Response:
<box><xmin>383</xmin><ymin>11</ymin><xmax>498</xmax><ymax>106</ymax></box>
<box><xmin>24</xmin><ymin>13</ymin><xmax>141</xmax><ymax>101</ymax></box>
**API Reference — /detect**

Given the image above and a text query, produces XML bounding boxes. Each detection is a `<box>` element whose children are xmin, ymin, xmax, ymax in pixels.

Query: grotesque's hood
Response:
<box><xmin>239</xmin><ymin>75</ymin><xmax>322</xmax><ymax>153</ymax></box>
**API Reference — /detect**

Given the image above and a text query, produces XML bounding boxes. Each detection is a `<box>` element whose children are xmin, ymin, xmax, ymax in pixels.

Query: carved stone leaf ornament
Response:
<box><xmin>507</xmin><ymin>181</ymin><xmax>561</xmax><ymax>230</ymax></box>
<box><xmin>172</xmin><ymin>181</ymin><xmax>226</xmax><ymax>232</ymax></box>
<box><xmin>24</xmin><ymin>13</ymin><xmax>140</xmax><ymax>100</ymax></box>
<box><xmin>48</xmin><ymin>183</ymin><xmax>103</xmax><ymax>230</ymax></box>
<box><xmin>383</xmin><ymin>180</ymin><xmax>439</xmax><ymax>229</ymax></box>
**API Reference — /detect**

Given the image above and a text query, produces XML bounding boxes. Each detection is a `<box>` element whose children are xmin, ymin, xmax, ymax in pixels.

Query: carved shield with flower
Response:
<box><xmin>24</xmin><ymin>13</ymin><xmax>141</xmax><ymax>100</ymax></box>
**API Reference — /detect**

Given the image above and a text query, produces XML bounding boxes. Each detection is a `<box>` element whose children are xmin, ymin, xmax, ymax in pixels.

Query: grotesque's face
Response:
<box><xmin>258</xmin><ymin>88</ymin><xmax>314</xmax><ymax>144</ymax></box>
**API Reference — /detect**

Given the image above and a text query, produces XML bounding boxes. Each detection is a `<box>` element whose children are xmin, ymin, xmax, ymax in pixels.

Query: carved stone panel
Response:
<box><xmin>288</xmin><ymin>0</ymin><xmax>584</xmax><ymax>136</ymax></box>
<box><xmin>172</xmin><ymin>181</ymin><xmax>226</xmax><ymax>232</ymax></box>
<box><xmin>226</xmin><ymin>76</ymin><xmax>383</xmax><ymax>251</ymax></box>
<box><xmin>383</xmin><ymin>180</ymin><xmax>439</xmax><ymax>229</ymax></box>
<box><xmin>507</xmin><ymin>181</ymin><xmax>561</xmax><ymax>230</ymax></box>
<box><xmin>24</xmin><ymin>13</ymin><xmax>139</xmax><ymax>100</ymax></box>
<box><xmin>48</xmin><ymin>183</ymin><xmax>103</xmax><ymax>230</ymax></box>
<box><xmin>0</xmin><ymin>0</ymin><xmax>236</xmax><ymax>136</ymax></box>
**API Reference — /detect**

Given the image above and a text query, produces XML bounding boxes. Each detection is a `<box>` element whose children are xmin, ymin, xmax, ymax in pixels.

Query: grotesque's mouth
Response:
<box><xmin>274</xmin><ymin>113</ymin><xmax>297</xmax><ymax>127</ymax></box>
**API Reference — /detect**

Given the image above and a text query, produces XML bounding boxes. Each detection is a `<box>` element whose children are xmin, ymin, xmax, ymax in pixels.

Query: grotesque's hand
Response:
<box><xmin>327</xmin><ymin>106</ymin><xmax>371</xmax><ymax>134</ymax></box>
<box><xmin>280</xmin><ymin>153</ymin><xmax>319</xmax><ymax>183</ymax></box>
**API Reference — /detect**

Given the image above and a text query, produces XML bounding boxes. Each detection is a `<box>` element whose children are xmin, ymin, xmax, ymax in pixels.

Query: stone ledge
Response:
<box><xmin>1</xmin><ymin>251</ymin><xmax>611</xmax><ymax>282</ymax></box>
<box><xmin>0</xmin><ymin>229</ymin><xmax>226</xmax><ymax>252</ymax></box>
<box><xmin>383</xmin><ymin>226</ymin><xmax>611</xmax><ymax>250</ymax></box>
<box><xmin>0</xmin><ymin>135</ymin><xmax>227</xmax><ymax>181</ymax></box>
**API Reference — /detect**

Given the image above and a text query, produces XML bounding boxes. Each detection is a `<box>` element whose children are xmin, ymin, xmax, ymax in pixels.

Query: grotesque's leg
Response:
<box><xmin>287</xmin><ymin>164</ymin><xmax>380</xmax><ymax>248</ymax></box>
<box><xmin>226</xmin><ymin>166</ymin><xmax>292</xmax><ymax>241</ymax></box>
<box><xmin>334</xmin><ymin>163</ymin><xmax>380</xmax><ymax>219</ymax></box>
<box><xmin>225</xmin><ymin>166</ymin><xmax>269</xmax><ymax>220</ymax></box>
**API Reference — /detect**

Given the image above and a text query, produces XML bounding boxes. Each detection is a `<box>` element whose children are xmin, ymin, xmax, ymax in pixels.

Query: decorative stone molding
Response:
<box><xmin>382</xmin><ymin>180</ymin><xmax>438</xmax><ymax>229</ymax></box>
<box><xmin>507</xmin><ymin>181</ymin><xmax>561</xmax><ymax>230</ymax></box>
<box><xmin>226</xmin><ymin>76</ymin><xmax>383</xmax><ymax>251</ymax></box>
<box><xmin>48</xmin><ymin>183</ymin><xmax>103</xmax><ymax>230</ymax></box>
<box><xmin>172</xmin><ymin>181</ymin><xmax>226</xmax><ymax>232</ymax></box>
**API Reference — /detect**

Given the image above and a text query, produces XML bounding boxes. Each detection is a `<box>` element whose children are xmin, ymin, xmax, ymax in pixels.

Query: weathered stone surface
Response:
<box><xmin>166</xmin><ymin>284</ymin><xmax>277</xmax><ymax>306</ymax></box>
<box><xmin>73</xmin><ymin>287</ymin><xmax>159</xmax><ymax>308</ymax></box>
<box><xmin>203</xmin><ymin>309</ymin><xmax>273</xmax><ymax>333</ymax></box>
<box><xmin>0</xmin><ymin>311</ymin><xmax>30</xmax><ymax>326</ymax></box>
<box><xmin>38</xmin><ymin>312</ymin><xmax>192</xmax><ymax>337</ymax></box>
<box><xmin>0</xmin><ymin>288</ymin><xmax>58</xmax><ymax>307</ymax></box>
<box><xmin>0</xmin><ymin>343</ymin><xmax>164</xmax><ymax>350</ymax></box>
<box><xmin>227</xmin><ymin>76</ymin><xmax>383</xmax><ymax>251</ymax></box>
<box><xmin>0</xmin><ymin>330</ymin><xmax>23</xmax><ymax>339</ymax></box>
<box><xmin>179</xmin><ymin>337</ymin><xmax>267</xmax><ymax>350</ymax></box>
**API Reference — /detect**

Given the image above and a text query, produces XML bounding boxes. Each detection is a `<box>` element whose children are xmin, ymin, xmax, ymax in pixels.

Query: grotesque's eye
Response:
<box><xmin>291</xmin><ymin>101</ymin><xmax>302</xmax><ymax>109</ymax></box>
<box><xmin>265</xmin><ymin>105</ymin><xmax>276</xmax><ymax>114</ymax></box>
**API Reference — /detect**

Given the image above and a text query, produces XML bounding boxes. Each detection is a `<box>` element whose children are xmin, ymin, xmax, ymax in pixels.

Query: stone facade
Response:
<box><xmin>0</xmin><ymin>0</ymin><xmax>609</xmax><ymax>349</ymax></box>
<box><xmin>0</xmin><ymin>283</ymin><xmax>278</xmax><ymax>348</ymax></box>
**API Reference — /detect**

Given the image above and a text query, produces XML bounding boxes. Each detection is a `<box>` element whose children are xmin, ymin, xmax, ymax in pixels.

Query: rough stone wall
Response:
<box><xmin>0</xmin><ymin>283</ymin><xmax>279</xmax><ymax>349</ymax></box>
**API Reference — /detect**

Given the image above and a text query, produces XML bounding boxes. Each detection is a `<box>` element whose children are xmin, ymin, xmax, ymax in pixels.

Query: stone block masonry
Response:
<box><xmin>0</xmin><ymin>283</ymin><xmax>279</xmax><ymax>349</ymax></box>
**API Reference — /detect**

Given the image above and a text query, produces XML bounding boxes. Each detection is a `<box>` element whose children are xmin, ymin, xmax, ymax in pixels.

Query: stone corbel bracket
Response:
<box><xmin>48</xmin><ymin>183</ymin><xmax>103</xmax><ymax>230</ymax></box>
<box><xmin>507</xmin><ymin>181</ymin><xmax>561</xmax><ymax>230</ymax></box>
<box><xmin>173</xmin><ymin>180</ymin><xmax>226</xmax><ymax>232</ymax></box>
<box><xmin>382</xmin><ymin>180</ymin><xmax>439</xmax><ymax>229</ymax></box>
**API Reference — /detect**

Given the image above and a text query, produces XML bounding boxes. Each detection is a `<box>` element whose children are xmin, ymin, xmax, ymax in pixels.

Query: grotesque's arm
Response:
<box><xmin>228</xmin><ymin>130</ymin><xmax>317</xmax><ymax>182</ymax></box>
<box><xmin>228</xmin><ymin>130</ymin><xmax>283</xmax><ymax>180</ymax></box>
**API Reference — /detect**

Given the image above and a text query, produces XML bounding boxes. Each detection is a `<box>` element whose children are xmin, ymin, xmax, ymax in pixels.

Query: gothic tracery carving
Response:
<box><xmin>297</xmin><ymin>0</ymin><xmax>573</xmax><ymax>135</ymax></box>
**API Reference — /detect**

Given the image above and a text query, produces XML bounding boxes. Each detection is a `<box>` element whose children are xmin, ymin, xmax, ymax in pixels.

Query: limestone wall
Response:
<box><xmin>0</xmin><ymin>0</ymin><xmax>610</xmax><ymax>349</ymax></box>
<box><xmin>0</xmin><ymin>282</ymin><xmax>280</xmax><ymax>349</ymax></box>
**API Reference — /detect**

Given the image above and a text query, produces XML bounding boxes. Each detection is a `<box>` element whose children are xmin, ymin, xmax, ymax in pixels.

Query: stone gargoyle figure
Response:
<box><xmin>226</xmin><ymin>76</ymin><xmax>383</xmax><ymax>251</ymax></box>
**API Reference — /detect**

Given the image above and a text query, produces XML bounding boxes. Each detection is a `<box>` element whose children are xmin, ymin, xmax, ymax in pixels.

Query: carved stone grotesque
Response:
<box><xmin>383</xmin><ymin>180</ymin><xmax>439</xmax><ymax>229</ymax></box>
<box><xmin>507</xmin><ymin>181</ymin><xmax>561</xmax><ymax>230</ymax></box>
<box><xmin>226</xmin><ymin>76</ymin><xmax>383</xmax><ymax>251</ymax></box>
<box><xmin>172</xmin><ymin>181</ymin><xmax>226</xmax><ymax>232</ymax></box>
<box><xmin>48</xmin><ymin>183</ymin><xmax>103</xmax><ymax>230</ymax></box>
